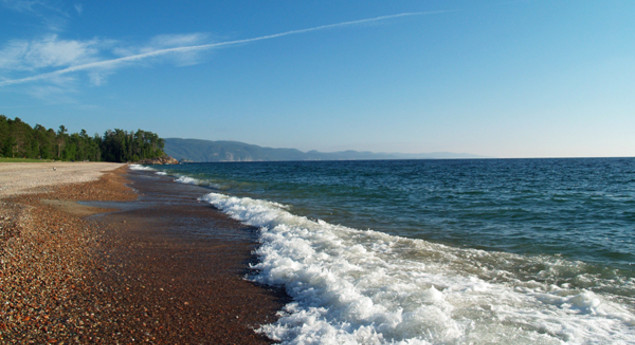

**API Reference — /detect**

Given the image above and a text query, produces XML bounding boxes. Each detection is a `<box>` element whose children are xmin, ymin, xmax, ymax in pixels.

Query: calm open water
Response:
<box><xmin>146</xmin><ymin>158</ymin><xmax>634</xmax><ymax>344</ymax></box>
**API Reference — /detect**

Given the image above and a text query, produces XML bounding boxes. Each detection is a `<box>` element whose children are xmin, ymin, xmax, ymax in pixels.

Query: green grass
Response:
<box><xmin>0</xmin><ymin>157</ymin><xmax>55</xmax><ymax>163</ymax></box>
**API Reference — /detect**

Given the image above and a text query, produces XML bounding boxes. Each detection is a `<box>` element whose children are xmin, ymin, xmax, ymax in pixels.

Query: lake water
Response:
<box><xmin>143</xmin><ymin>158</ymin><xmax>634</xmax><ymax>344</ymax></box>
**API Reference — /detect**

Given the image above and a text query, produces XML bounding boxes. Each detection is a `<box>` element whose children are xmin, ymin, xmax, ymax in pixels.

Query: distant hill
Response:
<box><xmin>164</xmin><ymin>138</ymin><xmax>482</xmax><ymax>162</ymax></box>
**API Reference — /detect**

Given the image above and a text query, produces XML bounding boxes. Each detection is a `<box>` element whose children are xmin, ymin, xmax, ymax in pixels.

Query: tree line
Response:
<box><xmin>0</xmin><ymin>115</ymin><xmax>166</xmax><ymax>162</ymax></box>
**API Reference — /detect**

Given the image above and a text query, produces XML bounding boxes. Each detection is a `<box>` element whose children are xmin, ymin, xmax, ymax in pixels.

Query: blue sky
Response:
<box><xmin>1</xmin><ymin>1</ymin><xmax>633</xmax><ymax>158</ymax></box>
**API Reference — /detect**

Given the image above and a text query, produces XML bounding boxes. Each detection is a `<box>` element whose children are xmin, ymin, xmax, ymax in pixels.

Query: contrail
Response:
<box><xmin>0</xmin><ymin>11</ymin><xmax>448</xmax><ymax>87</ymax></box>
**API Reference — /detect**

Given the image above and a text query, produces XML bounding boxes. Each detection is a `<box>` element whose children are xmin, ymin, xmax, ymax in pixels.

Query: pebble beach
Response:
<box><xmin>0</xmin><ymin>163</ymin><xmax>285</xmax><ymax>344</ymax></box>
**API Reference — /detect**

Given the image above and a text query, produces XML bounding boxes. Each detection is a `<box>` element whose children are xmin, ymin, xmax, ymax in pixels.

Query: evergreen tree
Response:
<box><xmin>33</xmin><ymin>124</ymin><xmax>55</xmax><ymax>159</ymax></box>
<box><xmin>0</xmin><ymin>115</ymin><xmax>10</xmax><ymax>156</ymax></box>
<box><xmin>0</xmin><ymin>115</ymin><xmax>168</xmax><ymax>162</ymax></box>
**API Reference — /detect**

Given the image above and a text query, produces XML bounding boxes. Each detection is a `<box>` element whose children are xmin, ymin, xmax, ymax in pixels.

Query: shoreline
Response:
<box><xmin>0</xmin><ymin>163</ymin><xmax>286</xmax><ymax>343</ymax></box>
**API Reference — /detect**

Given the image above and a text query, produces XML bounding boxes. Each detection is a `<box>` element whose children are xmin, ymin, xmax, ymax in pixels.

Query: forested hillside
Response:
<box><xmin>164</xmin><ymin>138</ymin><xmax>483</xmax><ymax>162</ymax></box>
<box><xmin>0</xmin><ymin>115</ymin><xmax>166</xmax><ymax>162</ymax></box>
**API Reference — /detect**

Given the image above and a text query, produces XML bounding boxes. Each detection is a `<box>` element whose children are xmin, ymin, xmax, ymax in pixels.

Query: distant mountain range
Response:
<box><xmin>164</xmin><ymin>138</ymin><xmax>483</xmax><ymax>162</ymax></box>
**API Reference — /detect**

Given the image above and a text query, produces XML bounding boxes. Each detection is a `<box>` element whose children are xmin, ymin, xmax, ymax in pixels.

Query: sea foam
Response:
<box><xmin>200</xmin><ymin>192</ymin><xmax>635</xmax><ymax>345</ymax></box>
<box><xmin>173</xmin><ymin>174</ymin><xmax>224</xmax><ymax>190</ymax></box>
<box><xmin>175</xmin><ymin>175</ymin><xmax>200</xmax><ymax>185</ymax></box>
<box><xmin>129</xmin><ymin>164</ymin><xmax>155</xmax><ymax>171</ymax></box>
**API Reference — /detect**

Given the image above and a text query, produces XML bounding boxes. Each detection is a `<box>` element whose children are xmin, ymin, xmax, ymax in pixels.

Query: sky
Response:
<box><xmin>1</xmin><ymin>0</ymin><xmax>633</xmax><ymax>158</ymax></box>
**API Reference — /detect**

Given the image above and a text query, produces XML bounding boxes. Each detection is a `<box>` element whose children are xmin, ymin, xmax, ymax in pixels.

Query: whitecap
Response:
<box><xmin>129</xmin><ymin>164</ymin><xmax>155</xmax><ymax>171</ymax></box>
<box><xmin>174</xmin><ymin>175</ymin><xmax>200</xmax><ymax>185</ymax></box>
<box><xmin>200</xmin><ymin>192</ymin><xmax>635</xmax><ymax>345</ymax></box>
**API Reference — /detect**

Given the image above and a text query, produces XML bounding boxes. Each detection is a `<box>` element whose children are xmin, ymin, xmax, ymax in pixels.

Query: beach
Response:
<box><xmin>0</xmin><ymin>163</ymin><xmax>286</xmax><ymax>343</ymax></box>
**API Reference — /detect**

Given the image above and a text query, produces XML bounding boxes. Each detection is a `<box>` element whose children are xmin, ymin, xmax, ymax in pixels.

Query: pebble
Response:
<box><xmin>1</xmin><ymin>166</ymin><xmax>284</xmax><ymax>344</ymax></box>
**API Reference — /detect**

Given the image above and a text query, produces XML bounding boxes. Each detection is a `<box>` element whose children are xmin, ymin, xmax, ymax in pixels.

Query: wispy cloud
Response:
<box><xmin>115</xmin><ymin>33</ymin><xmax>211</xmax><ymax>67</ymax></box>
<box><xmin>0</xmin><ymin>33</ymin><xmax>208</xmax><ymax>87</ymax></box>
<box><xmin>1</xmin><ymin>0</ymin><xmax>73</xmax><ymax>31</ymax></box>
<box><xmin>1</xmin><ymin>0</ymin><xmax>64</xmax><ymax>16</ymax></box>
<box><xmin>0</xmin><ymin>11</ymin><xmax>447</xmax><ymax>87</ymax></box>
<box><xmin>0</xmin><ymin>34</ymin><xmax>103</xmax><ymax>71</ymax></box>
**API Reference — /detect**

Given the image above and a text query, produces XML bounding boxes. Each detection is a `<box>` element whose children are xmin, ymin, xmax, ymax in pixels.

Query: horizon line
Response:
<box><xmin>163</xmin><ymin>138</ymin><xmax>633</xmax><ymax>161</ymax></box>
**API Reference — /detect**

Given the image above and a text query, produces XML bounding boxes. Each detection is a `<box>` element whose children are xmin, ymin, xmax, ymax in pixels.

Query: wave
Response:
<box><xmin>200</xmin><ymin>192</ymin><xmax>635</xmax><ymax>345</ymax></box>
<box><xmin>173</xmin><ymin>174</ymin><xmax>224</xmax><ymax>190</ymax></box>
<box><xmin>129</xmin><ymin>164</ymin><xmax>155</xmax><ymax>171</ymax></box>
<box><xmin>175</xmin><ymin>175</ymin><xmax>201</xmax><ymax>185</ymax></box>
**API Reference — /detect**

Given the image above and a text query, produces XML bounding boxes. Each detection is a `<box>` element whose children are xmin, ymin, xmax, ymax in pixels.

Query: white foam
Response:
<box><xmin>173</xmin><ymin>175</ymin><xmax>226</xmax><ymax>190</ymax></box>
<box><xmin>155</xmin><ymin>171</ymin><xmax>167</xmax><ymax>176</ymax></box>
<box><xmin>174</xmin><ymin>175</ymin><xmax>201</xmax><ymax>185</ymax></box>
<box><xmin>129</xmin><ymin>164</ymin><xmax>155</xmax><ymax>171</ymax></box>
<box><xmin>200</xmin><ymin>192</ymin><xmax>635</xmax><ymax>345</ymax></box>
<box><xmin>174</xmin><ymin>175</ymin><xmax>225</xmax><ymax>190</ymax></box>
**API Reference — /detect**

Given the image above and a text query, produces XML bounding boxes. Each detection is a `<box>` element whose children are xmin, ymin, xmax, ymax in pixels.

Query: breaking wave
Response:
<box><xmin>200</xmin><ymin>192</ymin><xmax>635</xmax><ymax>345</ymax></box>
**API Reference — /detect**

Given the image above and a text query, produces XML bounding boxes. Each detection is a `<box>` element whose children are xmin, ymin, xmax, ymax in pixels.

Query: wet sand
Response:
<box><xmin>0</xmin><ymin>165</ymin><xmax>287</xmax><ymax>343</ymax></box>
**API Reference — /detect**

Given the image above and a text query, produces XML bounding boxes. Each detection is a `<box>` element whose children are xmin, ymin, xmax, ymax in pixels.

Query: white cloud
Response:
<box><xmin>147</xmin><ymin>33</ymin><xmax>208</xmax><ymax>49</ymax></box>
<box><xmin>0</xmin><ymin>35</ymin><xmax>101</xmax><ymax>71</ymax></box>
<box><xmin>74</xmin><ymin>3</ymin><xmax>82</xmax><ymax>15</ymax></box>
<box><xmin>2</xmin><ymin>0</ymin><xmax>45</xmax><ymax>14</ymax></box>
<box><xmin>112</xmin><ymin>33</ymin><xmax>208</xmax><ymax>57</ymax></box>
<box><xmin>0</xmin><ymin>32</ymin><xmax>214</xmax><ymax>86</ymax></box>
<box><xmin>1</xmin><ymin>0</ymin><xmax>71</xmax><ymax>31</ymax></box>
<box><xmin>135</xmin><ymin>33</ymin><xmax>210</xmax><ymax>66</ymax></box>
<box><xmin>0</xmin><ymin>11</ymin><xmax>448</xmax><ymax>87</ymax></box>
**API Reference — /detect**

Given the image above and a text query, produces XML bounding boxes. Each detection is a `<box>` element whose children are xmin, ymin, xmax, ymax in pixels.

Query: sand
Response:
<box><xmin>0</xmin><ymin>163</ymin><xmax>285</xmax><ymax>343</ymax></box>
<box><xmin>0</xmin><ymin>162</ymin><xmax>125</xmax><ymax>198</ymax></box>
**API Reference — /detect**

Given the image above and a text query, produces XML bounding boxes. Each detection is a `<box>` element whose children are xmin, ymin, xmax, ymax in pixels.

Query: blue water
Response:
<box><xmin>147</xmin><ymin>158</ymin><xmax>634</xmax><ymax>344</ymax></box>
<box><xmin>157</xmin><ymin>158</ymin><xmax>634</xmax><ymax>269</ymax></box>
